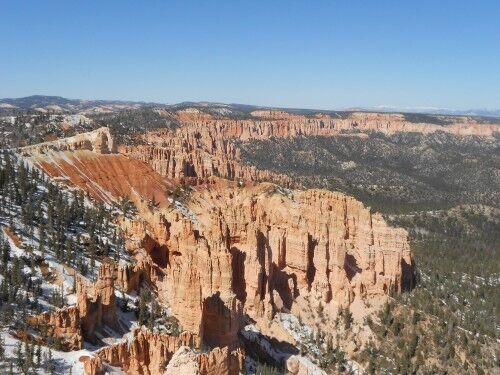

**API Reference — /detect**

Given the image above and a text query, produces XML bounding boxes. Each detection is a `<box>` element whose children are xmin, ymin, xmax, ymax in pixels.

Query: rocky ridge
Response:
<box><xmin>19</xmin><ymin>127</ymin><xmax>116</xmax><ymax>155</ymax></box>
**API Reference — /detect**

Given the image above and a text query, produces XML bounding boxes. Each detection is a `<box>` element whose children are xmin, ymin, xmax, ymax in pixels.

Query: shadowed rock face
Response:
<box><xmin>189</xmin><ymin>182</ymin><xmax>411</xmax><ymax>313</ymax></box>
<box><xmin>77</xmin><ymin>261</ymin><xmax>120</xmax><ymax>343</ymax></box>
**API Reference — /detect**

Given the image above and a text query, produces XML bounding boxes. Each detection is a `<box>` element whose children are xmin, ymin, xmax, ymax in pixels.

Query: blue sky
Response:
<box><xmin>1</xmin><ymin>1</ymin><xmax>499</xmax><ymax>110</ymax></box>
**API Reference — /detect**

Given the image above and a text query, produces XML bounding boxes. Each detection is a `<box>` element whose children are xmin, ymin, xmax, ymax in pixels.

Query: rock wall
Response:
<box><xmin>80</xmin><ymin>328</ymin><xmax>243</xmax><ymax>375</ymax></box>
<box><xmin>77</xmin><ymin>261</ymin><xmax>120</xmax><ymax>342</ymax></box>
<box><xmin>117</xmin><ymin>178</ymin><xmax>411</xmax><ymax>350</ymax></box>
<box><xmin>194</xmin><ymin>182</ymin><xmax>411</xmax><ymax>316</ymax></box>
<box><xmin>19</xmin><ymin>127</ymin><xmax>115</xmax><ymax>155</ymax></box>
<box><xmin>121</xmin><ymin>110</ymin><xmax>499</xmax><ymax>183</ymax></box>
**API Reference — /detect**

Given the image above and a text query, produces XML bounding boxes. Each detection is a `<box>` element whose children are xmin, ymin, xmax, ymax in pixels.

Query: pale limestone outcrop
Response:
<box><xmin>19</xmin><ymin>127</ymin><xmax>116</xmax><ymax>155</ymax></box>
<box><xmin>165</xmin><ymin>346</ymin><xmax>201</xmax><ymax>375</ymax></box>
<box><xmin>164</xmin><ymin>345</ymin><xmax>245</xmax><ymax>375</ymax></box>
<box><xmin>286</xmin><ymin>355</ymin><xmax>326</xmax><ymax>375</ymax></box>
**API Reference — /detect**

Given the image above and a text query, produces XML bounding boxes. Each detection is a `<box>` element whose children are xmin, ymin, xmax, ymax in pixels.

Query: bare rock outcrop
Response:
<box><xmin>81</xmin><ymin>328</ymin><xmax>242</xmax><ymax>375</ymax></box>
<box><xmin>26</xmin><ymin>306</ymin><xmax>83</xmax><ymax>350</ymax></box>
<box><xmin>197</xmin><ymin>346</ymin><xmax>245</xmax><ymax>375</ymax></box>
<box><xmin>80</xmin><ymin>355</ymin><xmax>103</xmax><ymax>375</ymax></box>
<box><xmin>77</xmin><ymin>261</ymin><xmax>120</xmax><ymax>342</ymax></box>
<box><xmin>19</xmin><ymin>127</ymin><xmax>116</xmax><ymax>155</ymax></box>
<box><xmin>286</xmin><ymin>355</ymin><xmax>326</xmax><ymax>375</ymax></box>
<box><xmin>28</xmin><ymin>262</ymin><xmax>120</xmax><ymax>348</ymax></box>
<box><xmin>165</xmin><ymin>346</ymin><xmax>201</xmax><ymax>375</ymax></box>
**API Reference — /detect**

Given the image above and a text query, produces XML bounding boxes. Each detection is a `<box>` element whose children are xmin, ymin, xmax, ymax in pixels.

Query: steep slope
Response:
<box><xmin>22</xmin><ymin>128</ymin><xmax>171</xmax><ymax>206</ymax></box>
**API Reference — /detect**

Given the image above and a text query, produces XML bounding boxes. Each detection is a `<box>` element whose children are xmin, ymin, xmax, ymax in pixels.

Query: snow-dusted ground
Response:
<box><xmin>1</xmin><ymin>328</ymin><xmax>90</xmax><ymax>374</ymax></box>
<box><xmin>168</xmin><ymin>197</ymin><xmax>199</xmax><ymax>224</ymax></box>
<box><xmin>0</xmin><ymin>154</ymin><xmax>135</xmax><ymax>373</ymax></box>
<box><xmin>241</xmin><ymin>324</ymin><xmax>327</xmax><ymax>375</ymax></box>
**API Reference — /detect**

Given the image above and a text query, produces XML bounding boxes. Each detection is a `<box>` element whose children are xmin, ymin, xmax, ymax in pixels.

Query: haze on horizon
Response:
<box><xmin>1</xmin><ymin>1</ymin><xmax>499</xmax><ymax>111</ymax></box>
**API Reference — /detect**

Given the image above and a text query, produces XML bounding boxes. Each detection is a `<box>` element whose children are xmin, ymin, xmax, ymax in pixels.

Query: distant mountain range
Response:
<box><xmin>1</xmin><ymin>95</ymin><xmax>499</xmax><ymax>118</ymax></box>
<box><xmin>354</xmin><ymin>105</ymin><xmax>500</xmax><ymax>118</ymax></box>
<box><xmin>0</xmin><ymin>95</ymin><xmax>155</xmax><ymax>114</ymax></box>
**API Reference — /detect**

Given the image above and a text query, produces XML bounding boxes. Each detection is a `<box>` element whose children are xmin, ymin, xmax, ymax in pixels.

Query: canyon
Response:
<box><xmin>121</xmin><ymin>109</ymin><xmax>499</xmax><ymax>187</ymax></box>
<box><xmin>14</xmin><ymin>108</ymin><xmax>498</xmax><ymax>374</ymax></box>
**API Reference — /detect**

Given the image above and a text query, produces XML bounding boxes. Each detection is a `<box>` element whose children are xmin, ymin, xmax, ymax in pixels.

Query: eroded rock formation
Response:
<box><xmin>77</xmin><ymin>261</ymin><xmax>120</xmax><ymax>342</ymax></box>
<box><xmin>80</xmin><ymin>328</ymin><xmax>243</xmax><ymax>375</ymax></box>
<box><xmin>20</xmin><ymin>122</ymin><xmax>418</xmax><ymax>373</ymax></box>
<box><xmin>26</xmin><ymin>306</ymin><xmax>82</xmax><ymax>350</ymax></box>
<box><xmin>121</xmin><ymin>109</ymin><xmax>500</xmax><ymax>183</ymax></box>
<box><xmin>28</xmin><ymin>262</ymin><xmax>120</xmax><ymax>348</ymax></box>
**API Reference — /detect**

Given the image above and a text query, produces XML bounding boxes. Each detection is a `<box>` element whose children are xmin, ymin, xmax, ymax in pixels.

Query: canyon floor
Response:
<box><xmin>0</xmin><ymin>99</ymin><xmax>498</xmax><ymax>374</ymax></box>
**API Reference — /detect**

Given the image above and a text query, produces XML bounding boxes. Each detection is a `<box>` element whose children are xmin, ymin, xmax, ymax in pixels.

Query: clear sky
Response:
<box><xmin>1</xmin><ymin>1</ymin><xmax>499</xmax><ymax>110</ymax></box>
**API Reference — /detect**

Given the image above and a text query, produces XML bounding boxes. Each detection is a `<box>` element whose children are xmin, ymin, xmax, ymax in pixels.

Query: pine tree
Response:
<box><xmin>36</xmin><ymin>344</ymin><xmax>42</xmax><ymax>370</ymax></box>
<box><xmin>0</xmin><ymin>236</ymin><xmax>10</xmax><ymax>273</ymax></box>
<box><xmin>11</xmin><ymin>257</ymin><xmax>23</xmax><ymax>286</ymax></box>
<box><xmin>15</xmin><ymin>341</ymin><xmax>24</xmax><ymax>371</ymax></box>
<box><xmin>138</xmin><ymin>288</ymin><xmax>150</xmax><ymax>326</ymax></box>
<box><xmin>45</xmin><ymin>348</ymin><xmax>55</xmax><ymax>374</ymax></box>
<box><xmin>343</xmin><ymin>306</ymin><xmax>353</xmax><ymax>330</ymax></box>
<box><xmin>0</xmin><ymin>332</ymin><xmax>4</xmax><ymax>361</ymax></box>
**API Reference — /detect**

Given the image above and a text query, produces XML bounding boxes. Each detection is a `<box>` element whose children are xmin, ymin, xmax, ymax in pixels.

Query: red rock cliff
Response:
<box><xmin>121</xmin><ymin>110</ymin><xmax>499</xmax><ymax>183</ymax></box>
<box><xmin>81</xmin><ymin>328</ymin><xmax>243</xmax><ymax>375</ymax></box>
<box><xmin>77</xmin><ymin>261</ymin><xmax>120</xmax><ymax>342</ymax></box>
<box><xmin>116</xmin><ymin>179</ymin><xmax>411</xmax><ymax>350</ymax></box>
